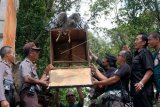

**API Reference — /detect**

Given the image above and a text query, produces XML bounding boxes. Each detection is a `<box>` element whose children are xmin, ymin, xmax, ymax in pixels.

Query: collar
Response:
<box><xmin>1</xmin><ymin>60</ymin><xmax>11</xmax><ymax>68</ymax></box>
<box><xmin>25</xmin><ymin>58</ymin><xmax>34</xmax><ymax>65</ymax></box>
<box><xmin>25</xmin><ymin>58</ymin><xmax>37</xmax><ymax>69</ymax></box>
<box><xmin>137</xmin><ymin>48</ymin><xmax>145</xmax><ymax>53</ymax></box>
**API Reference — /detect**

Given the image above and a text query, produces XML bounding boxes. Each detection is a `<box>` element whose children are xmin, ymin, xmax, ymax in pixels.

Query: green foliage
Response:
<box><xmin>89</xmin><ymin>0</ymin><xmax>160</xmax><ymax>53</ymax></box>
<box><xmin>16</xmin><ymin>0</ymin><xmax>83</xmax><ymax>106</ymax></box>
<box><xmin>16</xmin><ymin>0</ymin><xmax>82</xmax><ymax>73</ymax></box>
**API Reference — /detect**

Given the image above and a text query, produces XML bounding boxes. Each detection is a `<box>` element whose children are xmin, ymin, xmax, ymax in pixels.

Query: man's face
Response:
<box><xmin>6</xmin><ymin>49</ymin><xmax>15</xmax><ymax>64</ymax></box>
<box><xmin>102</xmin><ymin>58</ymin><xmax>109</xmax><ymax>67</ymax></box>
<box><xmin>117</xmin><ymin>52</ymin><xmax>124</xmax><ymax>64</ymax></box>
<box><xmin>30</xmin><ymin>49</ymin><xmax>40</xmax><ymax>62</ymax></box>
<box><xmin>134</xmin><ymin>35</ymin><xmax>145</xmax><ymax>50</ymax></box>
<box><xmin>148</xmin><ymin>35</ymin><xmax>158</xmax><ymax>48</ymax></box>
<box><xmin>66</xmin><ymin>94</ymin><xmax>76</xmax><ymax>104</ymax></box>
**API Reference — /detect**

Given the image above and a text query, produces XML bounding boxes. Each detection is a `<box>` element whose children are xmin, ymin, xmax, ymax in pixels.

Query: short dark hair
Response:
<box><xmin>0</xmin><ymin>46</ymin><xmax>12</xmax><ymax>58</ymax></box>
<box><xmin>105</xmin><ymin>53</ymin><xmax>116</xmax><ymax>67</ymax></box>
<box><xmin>121</xmin><ymin>51</ymin><xmax>132</xmax><ymax>66</ymax></box>
<box><xmin>149</xmin><ymin>32</ymin><xmax>160</xmax><ymax>40</ymax></box>
<box><xmin>138</xmin><ymin>32</ymin><xmax>148</xmax><ymax>48</ymax></box>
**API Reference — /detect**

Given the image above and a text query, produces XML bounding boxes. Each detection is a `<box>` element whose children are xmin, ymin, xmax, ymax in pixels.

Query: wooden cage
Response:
<box><xmin>50</xmin><ymin>28</ymin><xmax>90</xmax><ymax>67</ymax></box>
<box><xmin>49</xmin><ymin>28</ymin><xmax>92</xmax><ymax>88</ymax></box>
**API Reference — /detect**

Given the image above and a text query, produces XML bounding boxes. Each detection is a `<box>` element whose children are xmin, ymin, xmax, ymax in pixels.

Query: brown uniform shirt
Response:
<box><xmin>0</xmin><ymin>60</ymin><xmax>13</xmax><ymax>101</ymax></box>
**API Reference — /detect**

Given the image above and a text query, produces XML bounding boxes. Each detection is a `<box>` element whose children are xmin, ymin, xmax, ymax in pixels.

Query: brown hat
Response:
<box><xmin>23</xmin><ymin>42</ymin><xmax>41</xmax><ymax>50</ymax></box>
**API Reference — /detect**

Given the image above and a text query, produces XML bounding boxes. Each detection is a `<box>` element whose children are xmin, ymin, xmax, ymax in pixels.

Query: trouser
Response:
<box><xmin>133</xmin><ymin>94</ymin><xmax>153</xmax><ymax>107</ymax></box>
<box><xmin>0</xmin><ymin>90</ymin><xmax>15</xmax><ymax>107</ymax></box>
<box><xmin>156</xmin><ymin>92</ymin><xmax>160</xmax><ymax>107</ymax></box>
<box><xmin>20</xmin><ymin>89</ymin><xmax>41</xmax><ymax>107</ymax></box>
<box><xmin>102</xmin><ymin>99</ymin><xmax>124</xmax><ymax>107</ymax></box>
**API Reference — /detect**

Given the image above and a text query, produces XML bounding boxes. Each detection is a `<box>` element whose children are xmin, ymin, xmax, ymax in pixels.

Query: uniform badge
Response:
<box><xmin>155</xmin><ymin>59</ymin><xmax>159</xmax><ymax>66</ymax></box>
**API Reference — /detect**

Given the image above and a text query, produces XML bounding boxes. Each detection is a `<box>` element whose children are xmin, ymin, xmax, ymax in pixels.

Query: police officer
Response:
<box><xmin>19</xmin><ymin>42</ymin><xmax>54</xmax><ymax>107</ymax></box>
<box><xmin>0</xmin><ymin>46</ymin><xmax>15</xmax><ymax>107</ymax></box>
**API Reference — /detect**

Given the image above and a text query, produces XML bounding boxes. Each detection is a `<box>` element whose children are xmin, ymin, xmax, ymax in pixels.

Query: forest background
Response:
<box><xmin>16</xmin><ymin>0</ymin><xmax>160</xmax><ymax>106</ymax></box>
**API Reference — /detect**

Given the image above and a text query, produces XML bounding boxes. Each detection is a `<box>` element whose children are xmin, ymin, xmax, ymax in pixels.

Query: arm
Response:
<box><xmin>91</xmin><ymin>64</ymin><xmax>107</xmax><ymax>80</ymax></box>
<box><xmin>89</xmin><ymin>49</ymin><xmax>98</xmax><ymax>61</ymax></box>
<box><xmin>21</xmin><ymin>64</ymin><xmax>48</xmax><ymax>86</ymax></box>
<box><xmin>135</xmin><ymin>70</ymin><xmax>153</xmax><ymax>92</ymax></box>
<box><xmin>0</xmin><ymin>65</ymin><xmax>9</xmax><ymax>107</ymax></box>
<box><xmin>135</xmin><ymin>51</ymin><xmax>153</xmax><ymax>92</ymax></box>
<box><xmin>77</xmin><ymin>87</ymin><xmax>84</xmax><ymax>105</ymax></box>
<box><xmin>54</xmin><ymin>89</ymin><xmax>60</xmax><ymax>107</ymax></box>
<box><xmin>41</xmin><ymin>64</ymin><xmax>54</xmax><ymax>81</ymax></box>
<box><xmin>89</xmin><ymin>50</ymin><xmax>106</xmax><ymax>70</ymax></box>
<box><xmin>93</xmin><ymin>75</ymin><xmax>120</xmax><ymax>86</ymax></box>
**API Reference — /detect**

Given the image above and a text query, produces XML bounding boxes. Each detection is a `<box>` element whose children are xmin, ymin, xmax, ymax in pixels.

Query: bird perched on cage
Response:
<box><xmin>46</xmin><ymin>12</ymin><xmax>89</xmax><ymax>43</ymax></box>
<box><xmin>45</xmin><ymin>12</ymin><xmax>68</xmax><ymax>31</ymax></box>
<box><xmin>46</xmin><ymin>12</ymin><xmax>89</xmax><ymax>31</ymax></box>
<box><xmin>68</xmin><ymin>13</ymin><xmax>89</xmax><ymax>31</ymax></box>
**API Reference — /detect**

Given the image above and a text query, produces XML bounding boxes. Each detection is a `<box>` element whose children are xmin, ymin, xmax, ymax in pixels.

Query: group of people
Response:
<box><xmin>0</xmin><ymin>42</ymin><xmax>85</xmax><ymax>107</ymax></box>
<box><xmin>0</xmin><ymin>42</ymin><xmax>55</xmax><ymax>107</ymax></box>
<box><xmin>0</xmin><ymin>32</ymin><xmax>160</xmax><ymax>107</ymax></box>
<box><xmin>89</xmin><ymin>32</ymin><xmax>160</xmax><ymax>107</ymax></box>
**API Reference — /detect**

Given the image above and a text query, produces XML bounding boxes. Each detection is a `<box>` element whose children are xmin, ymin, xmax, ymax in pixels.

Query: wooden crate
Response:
<box><xmin>50</xmin><ymin>28</ymin><xmax>90</xmax><ymax>67</ymax></box>
<box><xmin>49</xmin><ymin>29</ymin><xmax>92</xmax><ymax>87</ymax></box>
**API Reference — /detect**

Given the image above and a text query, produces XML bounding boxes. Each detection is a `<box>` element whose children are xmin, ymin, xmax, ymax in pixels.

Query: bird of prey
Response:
<box><xmin>46</xmin><ymin>12</ymin><xmax>89</xmax><ymax>43</ymax></box>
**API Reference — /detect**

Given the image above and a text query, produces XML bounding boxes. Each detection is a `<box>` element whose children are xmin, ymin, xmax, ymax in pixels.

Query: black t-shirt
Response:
<box><xmin>131</xmin><ymin>48</ymin><xmax>154</xmax><ymax>96</ymax></box>
<box><xmin>105</xmin><ymin>64</ymin><xmax>131</xmax><ymax>92</ymax></box>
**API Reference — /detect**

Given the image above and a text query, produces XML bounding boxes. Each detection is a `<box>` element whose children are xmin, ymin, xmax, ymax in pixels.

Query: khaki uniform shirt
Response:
<box><xmin>19</xmin><ymin>58</ymin><xmax>39</xmax><ymax>89</ymax></box>
<box><xmin>0</xmin><ymin>60</ymin><xmax>13</xmax><ymax>101</ymax></box>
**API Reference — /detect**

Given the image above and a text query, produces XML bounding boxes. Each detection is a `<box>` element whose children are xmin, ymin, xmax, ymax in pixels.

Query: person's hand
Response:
<box><xmin>1</xmin><ymin>100</ymin><xmax>10</xmax><ymax>107</ymax></box>
<box><xmin>44</xmin><ymin>64</ymin><xmax>55</xmax><ymax>74</ymax></box>
<box><xmin>90</xmin><ymin>64</ymin><xmax>98</xmax><ymax>75</ymax></box>
<box><xmin>135</xmin><ymin>81</ymin><xmax>144</xmax><ymax>92</ymax></box>
<box><xmin>92</xmin><ymin>77</ymin><xmax>99</xmax><ymax>85</ymax></box>
<box><xmin>89</xmin><ymin>49</ymin><xmax>94</xmax><ymax>57</ymax></box>
<box><xmin>39</xmin><ymin>80</ymin><xmax>49</xmax><ymax>87</ymax></box>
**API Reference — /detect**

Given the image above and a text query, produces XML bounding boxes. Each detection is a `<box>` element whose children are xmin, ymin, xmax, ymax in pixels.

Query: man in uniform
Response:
<box><xmin>0</xmin><ymin>46</ymin><xmax>15</xmax><ymax>107</ymax></box>
<box><xmin>131</xmin><ymin>33</ymin><xmax>154</xmax><ymax>107</ymax></box>
<box><xmin>19</xmin><ymin>42</ymin><xmax>54</xmax><ymax>107</ymax></box>
<box><xmin>148</xmin><ymin>32</ymin><xmax>160</xmax><ymax>106</ymax></box>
